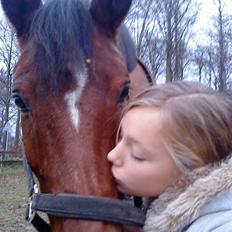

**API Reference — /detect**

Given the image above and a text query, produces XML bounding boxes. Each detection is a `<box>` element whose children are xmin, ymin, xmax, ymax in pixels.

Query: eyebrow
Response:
<box><xmin>120</xmin><ymin>125</ymin><xmax>153</xmax><ymax>157</ymax></box>
<box><xmin>119</xmin><ymin>123</ymin><xmax>141</xmax><ymax>145</ymax></box>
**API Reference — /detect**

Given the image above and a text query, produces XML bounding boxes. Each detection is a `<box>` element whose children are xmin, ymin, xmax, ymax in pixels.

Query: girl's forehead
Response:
<box><xmin>122</xmin><ymin>107</ymin><xmax>163</xmax><ymax>124</ymax></box>
<box><xmin>120</xmin><ymin>107</ymin><xmax>164</xmax><ymax>139</ymax></box>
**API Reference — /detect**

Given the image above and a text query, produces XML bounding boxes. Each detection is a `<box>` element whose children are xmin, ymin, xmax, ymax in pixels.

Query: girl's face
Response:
<box><xmin>107</xmin><ymin>107</ymin><xmax>181</xmax><ymax>197</ymax></box>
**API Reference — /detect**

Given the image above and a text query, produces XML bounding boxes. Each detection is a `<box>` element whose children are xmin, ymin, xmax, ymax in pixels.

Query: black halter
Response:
<box><xmin>22</xmin><ymin>149</ymin><xmax>145</xmax><ymax>232</ymax></box>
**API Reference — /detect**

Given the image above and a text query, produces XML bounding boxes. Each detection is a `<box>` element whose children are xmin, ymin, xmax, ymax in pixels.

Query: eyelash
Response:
<box><xmin>131</xmin><ymin>153</ymin><xmax>144</xmax><ymax>162</ymax></box>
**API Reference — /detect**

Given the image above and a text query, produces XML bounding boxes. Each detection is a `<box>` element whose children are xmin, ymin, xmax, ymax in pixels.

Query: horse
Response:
<box><xmin>1</xmin><ymin>0</ymin><xmax>152</xmax><ymax>231</ymax></box>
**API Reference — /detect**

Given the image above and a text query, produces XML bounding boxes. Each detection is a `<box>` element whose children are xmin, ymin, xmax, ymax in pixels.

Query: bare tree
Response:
<box><xmin>147</xmin><ymin>36</ymin><xmax>165</xmax><ymax>79</ymax></box>
<box><xmin>202</xmin><ymin>0</ymin><xmax>232</xmax><ymax>91</ymax></box>
<box><xmin>155</xmin><ymin>0</ymin><xmax>198</xmax><ymax>82</ymax></box>
<box><xmin>126</xmin><ymin>0</ymin><xmax>164</xmax><ymax>81</ymax></box>
<box><xmin>205</xmin><ymin>45</ymin><xmax>218</xmax><ymax>88</ymax></box>
<box><xmin>192</xmin><ymin>45</ymin><xmax>207</xmax><ymax>83</ymax></box>
<box><xmin>126</xmin><ymin>0</ymin><xmax>198</xmax><ymax>83</ymax></box>
<box><xmin>216</xmin><ymin>0</ymin><xmax>227</xmax><ymax>90</ymax></box>
<box><xmin>126</xmin><ymin>0</ymin><xmax>156</xmax><ymax>57</ymax></box>
<box><xmin>0</xmin><ymin>20</ymin><xmax>19</xmax><ymax>153</ymax></box>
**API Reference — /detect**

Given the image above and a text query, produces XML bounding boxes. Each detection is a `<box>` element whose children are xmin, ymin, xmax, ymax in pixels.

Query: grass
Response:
<box><xmin>0</xmin><ymin>163</ymin><xmax>37</xmax><ymax>232</ymax></box>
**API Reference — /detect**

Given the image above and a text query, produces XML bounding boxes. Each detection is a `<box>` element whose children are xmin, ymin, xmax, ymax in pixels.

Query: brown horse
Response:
<box><xmin>2</xmin><ymin>0</ymin><xmax>151</xmax><ymax>231</ymax></box>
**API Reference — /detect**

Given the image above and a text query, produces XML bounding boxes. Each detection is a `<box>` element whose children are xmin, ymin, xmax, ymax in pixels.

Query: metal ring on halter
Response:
<box><xmin>26</xmin><ymin>184</ymin><xmax>39</xmax><ymax>223</ymax></box>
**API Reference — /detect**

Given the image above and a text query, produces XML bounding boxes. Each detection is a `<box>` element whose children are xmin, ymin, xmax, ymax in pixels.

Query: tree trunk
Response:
<box><xmin>217</xmin><ymin>0</ymin><xmax>226</xmax><ymax>91</ymax></box>
<box><xmin>14</xmin><ymin>109</ymin><xmax>21</xmax><ymax>147</ymax></box>
<box><xmin>165</xmin><ymin>1</ymin><xmax>173</xmax><ymax>82</ymax></box>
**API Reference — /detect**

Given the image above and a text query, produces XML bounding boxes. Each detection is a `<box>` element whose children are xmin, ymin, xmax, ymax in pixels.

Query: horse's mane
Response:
<box><xmin>30</xmin><ymin>0</ymin><xmax>93</xmax><ymax>92</ymax></box>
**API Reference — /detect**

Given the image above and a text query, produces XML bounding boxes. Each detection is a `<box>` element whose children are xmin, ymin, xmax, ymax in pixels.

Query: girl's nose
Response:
<box><xmin>107</xmin><ymin>145</ymin><xmax>123</xmax><ymax>166</ymax></box>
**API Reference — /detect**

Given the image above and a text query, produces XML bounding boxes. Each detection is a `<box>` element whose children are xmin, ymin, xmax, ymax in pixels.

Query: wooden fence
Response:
<box><xmin>0</xmin><ymin>150</ymin><xmax>22</xmax><ymax>166</ymax></box>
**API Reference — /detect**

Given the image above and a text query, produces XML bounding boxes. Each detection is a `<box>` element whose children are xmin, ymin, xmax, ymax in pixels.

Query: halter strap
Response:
<box><xmin>30</xmin><ymin>193</ymin><xmax>145</xmax><ymax>226</ymax></box>
<box><xmin>22</xmin><ymin>149</ymin><xmax>145</xmax><ymax>232</ymax></box>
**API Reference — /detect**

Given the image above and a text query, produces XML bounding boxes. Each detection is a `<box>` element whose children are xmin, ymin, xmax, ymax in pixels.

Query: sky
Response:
<box><xmin>192</xmin><ymin>0</ymin><xmax>232</xmax><ymax>43</ymax></box>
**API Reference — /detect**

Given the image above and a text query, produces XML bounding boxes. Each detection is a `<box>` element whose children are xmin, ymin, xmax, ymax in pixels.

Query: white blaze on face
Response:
<box><xmin>64</xmin><ymin>67</ymin><xmax>87</xmax><ymax>129</ymax></box>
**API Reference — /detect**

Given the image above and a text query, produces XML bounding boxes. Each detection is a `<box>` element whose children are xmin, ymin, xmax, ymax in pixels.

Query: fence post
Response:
<box><xmin>1</xmin><ymin>131</ymin><xmax>8</xmax><ymax>166</ymax></box>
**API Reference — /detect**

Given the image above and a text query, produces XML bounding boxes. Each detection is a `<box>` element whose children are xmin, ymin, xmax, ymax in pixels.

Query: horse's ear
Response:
<box><xmin>90</xmin><ymin>0</ymin><xmax>132</xmax><ymax>34</ymax></box>
<box><xmin>1</xmin><ymin>0</ymin><xmax>42</xmax><ymax>37</ymax></box>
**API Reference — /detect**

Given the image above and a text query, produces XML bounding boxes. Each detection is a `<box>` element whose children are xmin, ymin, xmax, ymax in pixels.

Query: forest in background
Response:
<box><xmin>126</xmin><ymin>0</ymin><xmax>232</xmax><ymax>87</ymax></box>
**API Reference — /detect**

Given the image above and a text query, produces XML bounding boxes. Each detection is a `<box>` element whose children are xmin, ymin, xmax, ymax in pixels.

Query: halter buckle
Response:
<box><xmin>26</xmin><ymin>184</ymin><xmax>39</xmax><ymax>222</ymax></box>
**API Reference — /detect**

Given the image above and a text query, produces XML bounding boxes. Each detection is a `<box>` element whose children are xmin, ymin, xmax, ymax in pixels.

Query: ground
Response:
<box><xmin>0</xmin><ymin>163</ymin><xmax>38</xmax><ymax>232</ymax></box>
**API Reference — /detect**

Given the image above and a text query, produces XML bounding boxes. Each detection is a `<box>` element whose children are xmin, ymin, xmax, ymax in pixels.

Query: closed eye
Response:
<box><xmin>131</xmin><ymin>153</ymin><xmax>145</xmax><ymax>162</ymax></box>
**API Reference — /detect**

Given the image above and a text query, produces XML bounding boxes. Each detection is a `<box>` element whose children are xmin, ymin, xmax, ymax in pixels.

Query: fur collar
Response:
<box><xmin>143</xmin><ymin>156</ymin><xmax>232</xmax><ymax>232</ymax></box>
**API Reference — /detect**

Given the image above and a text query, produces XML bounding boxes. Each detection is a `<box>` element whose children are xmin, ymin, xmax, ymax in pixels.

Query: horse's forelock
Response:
<box><xmin>30</xmin><ymin>0</ymin><xmax>93</xmax><ymax>93</ymax></box>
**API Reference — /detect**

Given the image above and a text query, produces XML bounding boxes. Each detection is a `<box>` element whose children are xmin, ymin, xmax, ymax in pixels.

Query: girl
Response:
<box><xmin>107</xmin><ymin>81</ymin><xmax>232</xmax><ymax>232</ymax></box>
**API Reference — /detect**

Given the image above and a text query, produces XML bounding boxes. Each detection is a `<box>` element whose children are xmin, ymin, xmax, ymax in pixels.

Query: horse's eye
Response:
<box><xmin>12</xmin><ymin>92</ymin><xmax>29</xmax><ymax>113</ymax></box>
<box><xmin>118</xmin><ymin>83</ymin><xmax>130</xmax><ymax>103</ymax></box>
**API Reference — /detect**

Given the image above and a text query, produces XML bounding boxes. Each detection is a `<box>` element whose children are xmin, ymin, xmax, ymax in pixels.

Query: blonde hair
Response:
<box><xmin>119</xmin><ymin>81</ymin><xmax>232</xmax><ymax>172</ymax></box>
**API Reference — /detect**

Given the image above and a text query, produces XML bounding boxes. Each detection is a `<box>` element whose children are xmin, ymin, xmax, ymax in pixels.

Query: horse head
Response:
<box><xmin>1</xmin><ymin>0</ymin><xmax>145</xmax><ymax>231</ymax></box>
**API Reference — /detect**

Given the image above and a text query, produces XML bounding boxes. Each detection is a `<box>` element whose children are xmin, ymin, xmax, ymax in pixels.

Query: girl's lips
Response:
<box><xmin>111</xmin><ymin>169</ymin><xmax>126</xmax><ymax>192</ymax></box>
<box><xmin>114</xmin><ymin>178</ymin><xmax>126</xmax><ymax>192</ymax></box>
